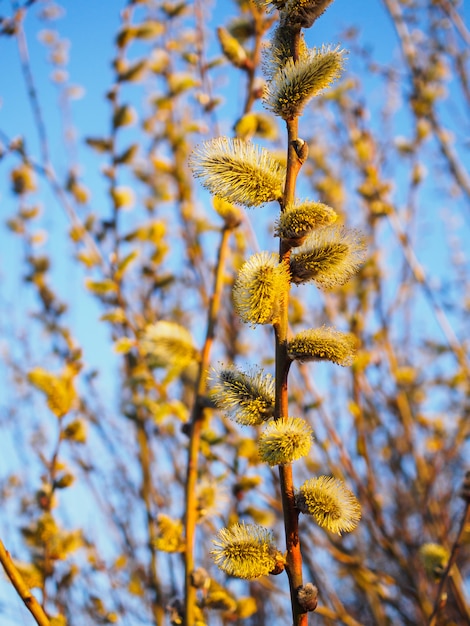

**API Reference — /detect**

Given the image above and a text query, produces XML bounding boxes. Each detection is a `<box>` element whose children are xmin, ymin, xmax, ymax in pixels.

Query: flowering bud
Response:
<box><xmin>288</xmin><ymin>327</ymin><xmax>357</xmax><ymax>366</ymax></box>
<box><xmin>258</xmin><ymin>417</ymin><xmax>313</xmax><ymax>466</ymax></box>
<box><xmin>211</xmin><ymin>523</ymin><xmax>285</xmax><ymax>579</ymax></box>
<box><xmin>296</xmin><ymin>476</ymin><xmax>361</xmax><ymax>534</ymax></box>
<box><xmin>189</xmin><ymin>137</ymin><xmax>285</xmax><ymax>207</ymax></box>
<box><xmin>290</xmin><ymin>226</ymin><xmax>366</xmax><ymax>288</ymax></box>
<box><xmin>263</xmin><ymin>45</ymin><xmax>345</xmax><ymax>120</ymax></box>
<box><xmin>276</xmin><ymin>200</ymin><xmax>337</xmax><ymax>246</ymax></box>
<box><xmin>233</xmin><ymin>253</ymin><xmax>290</xmax><ymax>326</ymax></box>
<box><xmin>217</xmin><ymin>27</ymin><xmax>249</xmax><ymax>69</ymax></box>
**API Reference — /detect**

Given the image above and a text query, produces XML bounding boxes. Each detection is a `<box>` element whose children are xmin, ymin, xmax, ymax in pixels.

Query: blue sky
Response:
<box><xmin>0</xmin><ymin>0</ymin><xmax>406</xmax><ymax>396</ymax></box>
<box><xmin>0</xmin><ymin>1</ymin><xmax>469</xmax><ymax>624</ymax></box>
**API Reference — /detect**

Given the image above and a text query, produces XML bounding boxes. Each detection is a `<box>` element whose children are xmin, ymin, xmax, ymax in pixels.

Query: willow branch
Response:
<box><xmin>0</xmin><ymin>539</ymin><xmax>51</xmax><ymax>626</ymax></box>
<box><xmin>275</xmin><ymin>86</ymin><xmax>308</xmax><ymax>626</ymax></box>
<box><xmin>428</xmin><ymin>499</ymin><xmax>470</xmax><ymax>626</ymax></box>
<box><xmin>184</xmin><ymin>225</ymin><xmax>233</xmax><ymax>626</ymax></box>
<box><xmin>242</xmin><ymin>6</ymin><xmax>275</xmax><ymax>115</ymax></box>
<box><xmin>435</xmin><ymin>0</ymin><xmax>470</xmax><ymax>46</ymax></box>
<box><xmin>383</xmin><ymin>0</ymin><xmax>470</xmax><ymax>202</ymax></box>
<box><xmin>13</xmin><ymin>6</ymin><xmax>50</xmax><ymax>166</ymax></box>
<box><xmin>387</xmin><ymin>209</ymin><xmax>469</xmax><ymax>370</ymax></box>
<box><xmin>135</xmin><ymin>418</ymin><xmax>165</xmax><ymax>626</ymax></box>
<box><xmin>0</xmin><ymin>126</ymin><xmax>105</xmax><ymax>270</ymax></box>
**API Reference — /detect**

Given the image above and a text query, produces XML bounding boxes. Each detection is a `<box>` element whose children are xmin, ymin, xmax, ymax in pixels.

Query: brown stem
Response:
<box><xmin>14</xmin><ymin>7</ymin><xmax>50</xmax><ymax>166</ymax></box>
<box><xmin>386</xmin><ymin>210</ymin><xmax>468</xmax><ymax>370</ymax></box>
<box><xmin>275</xmin><ymin>283</ymin><xmax>307</xmax><ymax>626</ymax></box>
<box><xmin>428</xmin><ymin>500</ymin><xmax>470</xmax><ymax>625</ymax></box>
<box><xmin>274</xmin><ymin>96</ymin><xmax>307</xmax><ymax>626</ymax></box>
<box><xmin>283</xmin><ymin>118</ymin><xmax>302</xmax><ymax>209</ymax></box>
<box><xmin>109</xmin><ymin>7</ymin><xmax>134</xmax><ymax>262</ymax></box>
<box><xmin>184</xmin><ymin>226</ymin><xmax>232</xmax><ymax>626</ymax></box>
<box><xmin>4</xmin><ymin>6</ymin><xmax>105</xmax><ymax>270</ymax></box>
<box><xmin>135</xmin><ymin>419</ymin><xmax>165</xmax><ymax>626</ymax></box>
<box><xmin>383</xmin><ymin>0</ymin><xmax>470</xmax><ymax>202</ymax></box>
<box><xmin>278</xmin><ymin>463</ymin><xmax>307</xmax><ymax>626</ymax></box>
<box><xmin>0</xmin><ymin>539</ymin><xmax>51</xmax><ymax>626</ymax></box>
<box><xmin>447</xmin><ymin>569</ymin><xmax>470</xmax><ymax>624</ymax></box>
<box><xmin>41</xmin><ymin>427</ymin><xmax>65</xmax><ymax>610</ymax></box>
<box><xmin>242</xmin><ymin>6</ymin><xmax>274</xmax><ymax>115</ymax></box>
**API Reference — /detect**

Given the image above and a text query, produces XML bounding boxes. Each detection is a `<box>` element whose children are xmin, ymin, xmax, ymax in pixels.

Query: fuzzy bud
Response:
<box><xmin>276</xmin><ymin>200</ymin><xmax>337</xmax><ymax>246</ymax></box>
<box><xmin>211</xmin><ymin>523</ymin><xmax>285</xmax><ymax>580</ymax></box>
<box><xmin>153</xmin><ymin>514</ymin><xmax>185</xmax><ymax>553</ymax></box>
<box><xmin>140</xmin><ymin>321</ymin><xmax>199</xmax><ymax>381</ymax></box>
<box><xmin>217</xmin><ymin>27</ymin><xmax>250</xmax><ymax>69</ymax></box>
<box><xmin>258</xmin><ymin>417</ymin><xmax>313</xmax><ymax>466</ymax></box>
<box><xmin>290</xmin><ymin>226</ymin><xmax>366</xmax><ymax>288</ymax></box>
<box><xmin>190</xmin><ymin>567</ymin><xmax>210</xmax><ymax>590</ymax></box>
<box><xmin>189</xmin><ymin>137</ymin><xmax>285</xmax><ymax>208</ymax></box>
<box><xmin>281</xmin><ymin>0</ymin><xmax>336</xmax><ymax>29</ymax></box>
<box><xmin>419</xmin><ymin>543</ymin><xmax>450</xmax><ymax>581</ymax></box>
<box><xmin>297</xmin><ymin>476</ymin><xmax>361</xmax><ymax>534</ymax></box>
<box><xmin>263</xmin><ymin>45</ymin><xmax>345</xmax><ymax>120</ymax></box>
<box><xmin>233</xmin><ymin>252</ymin><xmax>290</xmax><ymax>326</ymax></box>
<box><xmin>210</xmin><ymin>365</ymin><xmax>275</xmax><ymax>426</ymax></box>
<box><xmin>297</xmin><ymin>582</ymin><xmax>318</xmax><ymax>612</ymax></box>
<box><xmin>288</xmin><ymin>326</ymin><xmax>358</xmax><ymax>366</ymax></box>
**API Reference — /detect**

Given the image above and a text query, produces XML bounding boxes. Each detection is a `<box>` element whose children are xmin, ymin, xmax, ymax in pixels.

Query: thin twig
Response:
<box><xmin>13</xmin><ymin>6</ymin><xmax>50</xmax><ymax>166</ymax></box>
<box><xmin>0</xmin><ymin>538</ymin><xmax>51</xmax><ymax>626</ymax></box>
<box><xmin>0</xmin><ymin>128</ymin><xmax>105</xmax><ymax>270</ymax></box>
<box><xmin>435</xmin><ymin>0</ymin><xmax>470</xmax><ymax>46</ymax></box>
<box><xmin>383</xmin><ymin>0</ymin><xmax>470</xmax><ymax>203</ymax></box>
<box><xmin>274</xmin><ymin>31</ymin><xmax>308</xmax><ymax>622</ymax></box>
<box><xmin>135</xmin><ymin>418</ymin><xmax>165</xmax><ymax>626</ymax></box>
<box><xmin>184</xmin><ymin>225</ymin><xmax>233</xmax><ymax>626</ymax></box>
<box><xmin>387</xmin><ymin>209</ymin><xmax>469</xmax><ymax>370</ymax></box>
<box><xmin>428</xmin><ymin>499</ymin><xmax>470</xmax><ymax>625</ymax></box>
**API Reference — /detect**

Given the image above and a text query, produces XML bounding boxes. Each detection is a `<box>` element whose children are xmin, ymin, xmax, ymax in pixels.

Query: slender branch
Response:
<box><xmin>242</xmin><ymin>5</ymin><xmax>275</xmax><ymax>115</ymax></box>
<box><xmin>336</xmin><ymin>90</ymin><xmax>468</xmax><ymax>371</ymax></box>
<box><xmin>2</xmin><ymin>4</ymin><xmax>106</xmax><ymax>269</ymax></box>
<box><xmin>0</xmin><ymin>539</ymin><xmax>51</xmax><ymax>626</ymax></box>
<box><xmin>13</xmin><ymin>7</ymin><xmax>50</xmax><ymax>166</ymax></box>
<box><xmin>0</xmin><ymin>128</ymin><xmax>105</xmax><ymax>269</ymax></box>
<box><xmin>383</xmin><ymin>0</ymin><xmax>470</xmax><ymax>203</ymax></box>
<box><xmin>428</xmin><ymin>499</ymin><xmax>470</xmax><ymax>626</ymax></box>
<box><xmin>448</xmin><ymin>569</ymin><xmax>470</xmax><ymax>624</ymax></box>
<box><xmin>427</xmin><ymin>109</ymin><xmax>470</xmax><ymax>202</ymax></box>
<box><xmin>41</xmin><ymin>426</ymin><xmax>66</xmax><ymax>610</ymax></box>
<box><xmin>275</xmin><ymin>98</ymin><xmax>307</xmax><ymax>626</ymax></box>
<box><xmin>193</xmin><ymin>0</ymin><xmax>221</xmax><ymax>136</ymax></box>
<box><xmin>435</xmin><ymin>0</ymin><xmax>470</xmax><ymax>46</ymax></box>
<box><xmin>135</xmin><ymin>419</ymin><xmax>165</xmax><ymax>626</ymax></box>
<box><xmin>184</xmin><ymin>226</ymin><xmax>233</xmax><ymax>626</ymax></box>
<box><xmin>387</xmin><ymin>210</ymin><xmax>469</xmax><ymax>370</ymax></box>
